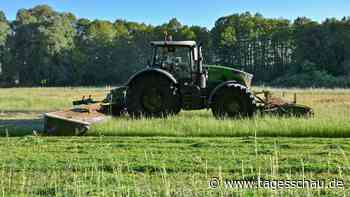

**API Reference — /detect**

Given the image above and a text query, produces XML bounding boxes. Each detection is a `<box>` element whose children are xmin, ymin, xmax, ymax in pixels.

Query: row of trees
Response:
<box><xmin>0</xmin><ymin>5</ymin><xmax>210</xmax><ymax>86</ymax></box>
<box><xmin>0</xmin><ymin>5</ymin><xmax>350</xmax><ymax>87</ymax></box>
<box><xmin>212</xmin><ymin>13</ymin><xmax>350</xmax><ymax>83</ymax></box>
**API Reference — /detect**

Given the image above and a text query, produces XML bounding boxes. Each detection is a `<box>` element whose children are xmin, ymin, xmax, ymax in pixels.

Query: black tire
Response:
<box><xmin>111</xmin><ymin>104</ymin><xmax>123</xmax><ymax>116</ymax></box>
<box><xmin>211</xmin><ymin>84</ymin><xmax>256</xmax><ymax>119</ymax></box>
<box><xmin>126</xmin><ymin>73</ymin><xmax>181</xmax><ymax>118</ymax></box>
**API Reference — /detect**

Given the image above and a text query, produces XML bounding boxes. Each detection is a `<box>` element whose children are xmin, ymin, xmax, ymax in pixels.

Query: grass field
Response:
<box><xmin>0</xmin><ymin>87</ymin><xmax>350</xmax><ymax>196</ymax></box>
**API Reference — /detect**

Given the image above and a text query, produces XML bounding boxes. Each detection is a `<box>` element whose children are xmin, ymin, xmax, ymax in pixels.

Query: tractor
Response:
<box><xmin>108</xmin><ymin>40</ymin><xmax>256</xmax><ymax>119</ymax></box>
<box><xmin>44</xmin><ymin>40</ymin><xmax>313</xmax><ymax>135</ymax></box>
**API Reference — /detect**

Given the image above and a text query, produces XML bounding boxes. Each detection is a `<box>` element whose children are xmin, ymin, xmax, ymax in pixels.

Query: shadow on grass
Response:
<box><xmin>0</xmin><ymin>119</ymin><xmax>42</xmax><ymax>137</ymax></box>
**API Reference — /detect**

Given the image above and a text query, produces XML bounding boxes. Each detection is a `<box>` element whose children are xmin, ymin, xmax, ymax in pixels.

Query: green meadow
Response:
<box><xmin>0</xmin><ymin>87</ymin><xmax>349</xmax><ymax>196</ymax></box>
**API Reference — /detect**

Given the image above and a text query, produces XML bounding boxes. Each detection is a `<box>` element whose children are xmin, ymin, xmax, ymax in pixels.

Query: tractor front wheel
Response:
<box><xmin>211</xmin><ymin>84</ymin><xmax>256</xmax><ymax>119</ymax></box>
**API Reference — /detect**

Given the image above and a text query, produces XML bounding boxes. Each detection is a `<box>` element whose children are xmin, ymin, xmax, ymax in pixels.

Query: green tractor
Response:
<box><xmin>108</xmin><ymin>40</ymin><xmax>256</xmax><ymax>119</ymax></box>
<box><xmin>44</xmin><ymin>40</ymin><xmax>313</xmax><ymax>135</ymax></box>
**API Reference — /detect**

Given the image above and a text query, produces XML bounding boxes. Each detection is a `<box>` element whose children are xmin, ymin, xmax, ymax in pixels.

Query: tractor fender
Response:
<box><xmin>126</xmin><ymin>68</ymin><xmax>178</xmax><ymax>86</ymax></box>
<box><xmin>208</xmin><ymin>80</ymin><xmax>240</xmax><ymax>106</ymax></box>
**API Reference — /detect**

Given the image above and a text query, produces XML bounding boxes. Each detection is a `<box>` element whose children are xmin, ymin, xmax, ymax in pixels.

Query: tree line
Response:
<box><xmin>0</xmin><ymin>5</ymin><xmax>350</xmax><ymax>87</ymax></box>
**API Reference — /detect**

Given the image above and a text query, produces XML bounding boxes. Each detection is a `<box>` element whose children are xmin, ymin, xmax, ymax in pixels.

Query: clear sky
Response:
<box><xmin>1</xmin><ymin>0</ymin><xmax>350</xmax><ymax>28</ymax></box>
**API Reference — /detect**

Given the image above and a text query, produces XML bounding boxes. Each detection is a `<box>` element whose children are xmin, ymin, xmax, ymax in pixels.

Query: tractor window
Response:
<box><xmin>154</xmin><ymin>46</ymin><xmax>192</xmax><ymax>79</ymax></box>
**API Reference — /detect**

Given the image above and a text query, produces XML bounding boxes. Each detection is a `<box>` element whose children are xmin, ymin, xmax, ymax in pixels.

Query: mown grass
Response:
<box><xmin>0</xmin><ymin>87</ymin><xmax>110</xmax><ymax>137</ymax></box>
<box><xmin>0</xmin><ymin>87</ymin><xmax>109</xmax><ymax>112</ymax></box>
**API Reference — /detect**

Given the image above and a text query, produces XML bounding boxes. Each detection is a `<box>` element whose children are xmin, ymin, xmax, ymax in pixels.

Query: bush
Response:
<box><xmin>270</xmin><ymin>70</ymin><xmax>350</xmax><ymax>88</ymax></box>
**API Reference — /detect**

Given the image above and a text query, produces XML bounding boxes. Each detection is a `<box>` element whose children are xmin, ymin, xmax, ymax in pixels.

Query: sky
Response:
<box><xmin>1</xmin><ymin>0</ymin><xmax>350</xmax><ymax>28</ymax></box>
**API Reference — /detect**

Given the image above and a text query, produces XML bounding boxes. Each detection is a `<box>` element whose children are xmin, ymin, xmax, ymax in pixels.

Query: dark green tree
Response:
<box><xmin>12</xmin><ymin>5</ymin><xmax>76</xmax><ymax>85</ymax></box>
<box><xmin>0</xmin><ymin>11</ymin><xmax>11</xmax><ymax>82</ymax></box>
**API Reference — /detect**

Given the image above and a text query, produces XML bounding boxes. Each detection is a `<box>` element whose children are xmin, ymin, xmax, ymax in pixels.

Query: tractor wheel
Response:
<box><xmin>126</xmin><ymin>73</ymin><xmax>181</xmax><ymax>118</ymax></box>
<box><xmin>211</xmin><ymin>84</ymin><xmax>256</xmax><ymax>119</ymax></box>
<box><xmin>111</xmin><ymin>104</ymin><xmax>123</xmax><ymax>116</ymax></box>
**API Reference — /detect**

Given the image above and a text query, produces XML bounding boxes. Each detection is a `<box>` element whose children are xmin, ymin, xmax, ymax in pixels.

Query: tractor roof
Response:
<box><xmin>150</xmin><ymin>41</ymin><xmax>197</xmax><ymax>47</ymax></box>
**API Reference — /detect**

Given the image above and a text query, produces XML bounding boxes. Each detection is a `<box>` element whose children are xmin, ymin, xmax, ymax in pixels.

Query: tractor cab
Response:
<box><xmin>150</xmin><ymin>41</ymin><xmax>207</xmax><ymax>109</ymax></box>
<box><xmin>150</xmin><ymin>41</ymin><xmax>206</xmax><ymax>89</ymax></box>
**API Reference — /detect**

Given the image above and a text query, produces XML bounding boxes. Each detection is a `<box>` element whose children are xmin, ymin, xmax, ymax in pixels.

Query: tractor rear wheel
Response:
<box><xmin>126</xmin><ymin>73</ymin><xmax>181</xmax><ymax>118</ymax></box>
<box><xmin>211</xmin><ymin>84</ymin><xmax>256</xmax><ymax>119</ymax></box>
